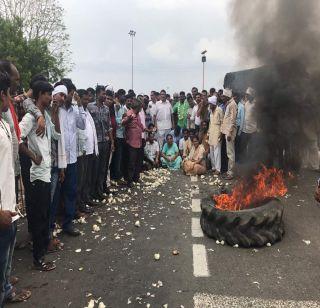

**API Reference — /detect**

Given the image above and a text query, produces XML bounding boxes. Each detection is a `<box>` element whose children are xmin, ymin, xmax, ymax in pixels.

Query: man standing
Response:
<box><xmin>76</xmin><ymin>89</ymin><xmax>98</xmax><ymax>214</ymax></box>
<box><xmin>0</xmin><ymin>72</ymin><xmax>31</xmax><ymax>306</ymax></box>
<box><xmin>59</xmin><ymin>78</ymin><xmax>86</xmax><ymax>236</ymax></box>
<box><xmin>208</xmin><ymin>96</ymin><xmax>224</xmax><ymax>175</ymax></box>
<box><xmin>220</xmin><ymin>88</ymin><xmax>237</xmax><ymax>180</ymax></box>
<box><xmin>19</xmin><ymin>80</ymin><xmax>59</xmax><ymax>270</ymax></box>
<box><xmin>154</xmin><ymin>89</ymin><xmax>174</xmax><ymax>149</ymax></box>
<box><xmin>173</xmin><ymin>91</ymin><xmax>189</xmax><ymax>135</ymax></box>
<box><xmin>191</xmin><ymin>93</ymin><xmax>202</xmax><ymax>132</ymax></box>
<box><xmin>241</xmin><ymin>87</ymin><xmax>257</xmax><ymax>162</ymax></box>
<box><xmin>148</xmin><ymin>91</ymin><xmax>158</xmax><ymax>123</ymax></box>
<box><xmin>122</xmin><ymin>99</ymin><xmax>144</xmax><ymax>188</ymax></box>
<box><xmin>87</xmin><ymin>86</ymin><xmax>113</xmax><ymax>201</ymax></box>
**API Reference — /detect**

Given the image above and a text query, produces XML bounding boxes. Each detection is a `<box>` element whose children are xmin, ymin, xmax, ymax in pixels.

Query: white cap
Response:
<box><xmin>52</xmin><ymin>85</ymin><xmax>68</xmax><ymax>97</ymax></box>
<box><xmin>105</xmin><ymin>85</ymin><xmax>114</xmax><ymax>92</ymax></box>
<box><xmin>246</xmin><ymin>87</ymin><xmax>255</xmax><ymax>97</ymax></box>
<box><xmin>208</xmin><ymin>96</ymin><xmax>217</xmax><ymax>105</ymax></box>
<box><xmin>223</xmin><ymin>88</ymin><xmax>232</xmax><ymax>98</ymax></box>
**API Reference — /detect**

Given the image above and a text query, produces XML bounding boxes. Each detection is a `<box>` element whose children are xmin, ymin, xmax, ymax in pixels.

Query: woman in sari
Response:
<box><xmin>160</xmin><ymin>134</ymin><xmax>182</xmax><ymax>170</ymax></box>
<box><xmin>183</xmin><ymin>135</ymin><xmax>207</xmax><ymax>175</ymax></box>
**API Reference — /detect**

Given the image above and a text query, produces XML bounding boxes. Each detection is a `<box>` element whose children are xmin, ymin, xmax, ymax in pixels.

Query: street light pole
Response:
<box><xmin>201</xmin><ymin>50</ymin><xmax>207</xmax><ymax>90</ymax></box>
<box><xmin>128</xmin><ymin>30</ymin><xmax>136</xmax><ymax>90</ymax></box>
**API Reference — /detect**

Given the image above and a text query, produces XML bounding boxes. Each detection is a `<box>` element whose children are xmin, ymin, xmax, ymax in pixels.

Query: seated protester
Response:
<box><xmin>199</xmin><ymin>120</ymin><xmax>210</xmax><ymax>156</ymax></box>
<box><xmin>183</xmin><ymin>135</ymin><xmax>207</xmax><ymax>175</ymax></box>
<box><xmin>179</xmin><ymin>128</ymin><xmax>192</xmax><ymax>159</ymax></box>
<box><xmin>19</xmin><ymin>80</ymin><xmax>60</xmax><ymax>271</ymax></box>
<box><xmin>160</xmin><ymin>134</ymin><xmax>182</xmax><ymax>170</ymax></box>
<box><xmin>144</xmin><ymin>132</ymin><xmax>160</xmax><ymax>170</ymax></box>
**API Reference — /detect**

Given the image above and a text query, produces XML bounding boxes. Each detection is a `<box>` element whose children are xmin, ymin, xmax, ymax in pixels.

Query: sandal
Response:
<box><xmin>33</xmin><ymin>260</ymin><xmax>56</xmax><ymax>271</ymax></box>
<box><xmin>6</xmin><ymin>289</ymin><xmax>31</xmax><ymax>303</ymax></box>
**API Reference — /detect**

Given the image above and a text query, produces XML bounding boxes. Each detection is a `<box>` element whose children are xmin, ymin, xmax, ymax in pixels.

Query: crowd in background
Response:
<box><xmin>0</xmin><ymin>59</ymin><xmax>260</xmax><ymax>306</ymax></box>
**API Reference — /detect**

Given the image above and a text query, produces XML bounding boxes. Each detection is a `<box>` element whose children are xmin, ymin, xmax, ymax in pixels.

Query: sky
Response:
<box><xmin>61</xmin><ymin>0</ymin><xmax>242</xmax><ymax>94</ymax></box>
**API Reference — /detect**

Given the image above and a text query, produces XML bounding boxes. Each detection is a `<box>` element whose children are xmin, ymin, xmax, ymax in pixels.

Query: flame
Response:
<box><xmin>214</xmin><ymin>166</ymin><xmax>287</xmax><ymax>211</ymax></box>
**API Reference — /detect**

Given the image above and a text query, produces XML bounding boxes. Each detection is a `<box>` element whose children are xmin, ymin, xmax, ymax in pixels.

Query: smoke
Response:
<box><xmin>230</xmin><ymin>0</ymin><xmax>320</xmax><ymax>171</ymax></box>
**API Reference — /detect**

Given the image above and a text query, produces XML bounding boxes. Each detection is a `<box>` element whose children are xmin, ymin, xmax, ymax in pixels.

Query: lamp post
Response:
<box><xmin>201</xmin><ymin>50</ymin><xmax>207</xmax><ymax>90</ymax></box>
<box><xmin>128</xmin><ymin>30</ymin><xmax>136</xmax><ymax>90</ymax></box>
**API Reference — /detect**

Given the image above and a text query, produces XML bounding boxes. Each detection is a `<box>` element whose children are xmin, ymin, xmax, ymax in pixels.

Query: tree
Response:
<box><xmin>0</xmin><ymin>0</ymin><xmax>71</xmax><ymax>77</ymax></box>
<box><xmin>0</xmin><ymin>17</ymin><xmax>65</xmax><ymax>88</ymax></box>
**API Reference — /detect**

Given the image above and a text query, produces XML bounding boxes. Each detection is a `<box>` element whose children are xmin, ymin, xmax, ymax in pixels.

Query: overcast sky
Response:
<box><xmin>61</xmin><ymin>0</ymin><xmax>242</xmax><ymax>94</ymax></box>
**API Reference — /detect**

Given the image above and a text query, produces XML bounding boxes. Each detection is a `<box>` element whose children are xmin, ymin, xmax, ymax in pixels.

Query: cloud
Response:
<box><xmin>147</xmin><ymin>35</ymin><xmax>180</xmax><ymax>61</ymax></box>
<box><xmin>136</xmin><ymin>0</ymin><xmax>188</xmax><ymax>10</ymax></box>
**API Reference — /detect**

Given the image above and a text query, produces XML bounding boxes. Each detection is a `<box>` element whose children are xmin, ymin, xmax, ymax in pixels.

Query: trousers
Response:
<box><xmin>226</xmin><ymin>136</ymin><xmax>235</xmax><ymax>175</ymax></box>
<box><xmin>209</xmin><ymin>143</ymin><xmax>222</xmax><ymax>172</ymax></box>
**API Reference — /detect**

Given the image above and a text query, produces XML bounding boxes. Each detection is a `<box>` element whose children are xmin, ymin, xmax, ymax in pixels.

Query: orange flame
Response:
<box><xmin>214</xmin><ymin>166</ymin><xmax>287</xmax><ymax>211</ymax></box>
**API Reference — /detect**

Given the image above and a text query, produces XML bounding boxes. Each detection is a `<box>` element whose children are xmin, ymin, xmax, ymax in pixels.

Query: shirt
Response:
<box><xmin>19</xmin><ymin>111</ymin><xmax>60</xmax><ymax>183</ymax></box>
<box><xmin>191</xmin><ymin>104</ymin><xmax>201</xmax><ymax>126</ymax></box>
<box><xmin>208</xmin><ymin>106</ymin><xmax>224</xmax><ymax>146</ymax></box>
<box><xmin>115</xmin><ymin>105</ymin><xmax>125</xmax><ymax>139</ymax></box>
<box><xmin>179</xmin><ymin>137</ymin><xmax>192</xmax><ymax>157</ymax></box>
<box><xmin>60</xmin><ymin>105</ymin><xmax>86</xmax><ymax>164</ymax></box>
<box><xmin>173</xmin><ymin>100</ymin><xmax>189</xmax><ymax>128</ymax></box>
<box><xmin>155</xmin><ymin>101</ymin><xmax>173</xmax><ymax>130</ymax></box>
<box><xmin>0</xmin><ymin>119</ymin><xmax>15</xmax><ymax>212</ymax></box>
<box><xmin>221</xmin><ymin>98</ymin><xmax>238</xmax><ymax>139</ymax></box>
<box><xmin>87</xmin><ymin>102</ymin><xmax>112</xmax><ymax>143</ymax></box>
<box><xmin>236</xmin><ymin>101</ymin><xmax>245</xmax><ymax>135</ymax></box>
<box><xmin>162</xmin><ymin>142</ymin><xmax>179</xmax><ymax>157</ymax></box>
<box><xmin>144</xmin><ymin>140</ymin><xmax>160</xmax><ymax>161</ymax></box>
<box><xmin>243</xmin><ymin>99</ymin><xmax>257</xmax><ymax>134</ymax></box>
<box><xmin>148</xmin><ymin>101</ymin><xmax>157</xmax><ymax>120</ymax></box>
<box><xmin>139</xmin><ymin>109</ymin><xmax>146</xmax><ymax>140</ymax></box>
<box><xmin>123</xmin><ymin>109</ymin><xmax>144</xmax><ymax>148</ymax></box>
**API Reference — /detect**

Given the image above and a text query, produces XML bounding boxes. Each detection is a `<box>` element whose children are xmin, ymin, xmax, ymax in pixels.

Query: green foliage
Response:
<box><xmin>0</xmin><ymin>17</ymin><xmax>66</xmax><ymax>89</ymax></box>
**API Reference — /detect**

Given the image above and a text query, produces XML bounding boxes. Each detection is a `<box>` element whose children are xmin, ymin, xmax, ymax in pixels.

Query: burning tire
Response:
<box><xmin>200</xmin><ymin>197</ymin><xmax>285</xmax><ymax>248</ymax></box>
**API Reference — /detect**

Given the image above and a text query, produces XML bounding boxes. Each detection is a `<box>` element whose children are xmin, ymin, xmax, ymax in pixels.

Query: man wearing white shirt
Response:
<box><xmin>154</xmin><ymin>89</ymin><xmax>174</xmax><ymax>149</ymax></box>
<box><xmin>148</xmin><ymin>90</ymin><xmax>158</xmax><ymax>122</ymax></box>
<box><xmin>59</xmin><ymin>78</ymin><xmax>86</xmax><ymax>236</ymax></box>
<box><xmin>76</xmin><ymin>89</ymin><xmax>98</xmax><ymax>214</ymax></box>
<box><xmin>0</xmin><ymin>72</ymin><xmax>31</xmax><ymax>306</ymax></box>
<box><xmin>191</xmin><ymin>93</ymin><xmax>202</xmax><ymax>132</ymax></box>
<box><xmin>19</xmin><ymin>81</ymin><xmax>59</xmax><ymax>271</ymax></box>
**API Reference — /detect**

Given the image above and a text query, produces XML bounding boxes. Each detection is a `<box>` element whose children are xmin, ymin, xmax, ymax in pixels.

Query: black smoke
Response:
<box><xmin>230</xmin><ymin>0</ymin><xmax>320</xmax><ymax>171</ymax></box>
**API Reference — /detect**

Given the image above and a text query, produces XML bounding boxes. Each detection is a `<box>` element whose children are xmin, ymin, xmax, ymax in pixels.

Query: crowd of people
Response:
<box><xmin>0</xmin><ymin>59</ymin><xmax>259</xmax><ymax>306</ymax></box>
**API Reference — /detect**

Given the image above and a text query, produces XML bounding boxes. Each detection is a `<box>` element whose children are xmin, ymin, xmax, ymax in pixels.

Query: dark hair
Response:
<box><xmin>195</xmin><ymin>93</ymin><xmax>202</xmax><ymax>98</ymax></box>
<box><xmin>210</xmin><ymin>88</ymin><xmax>216</xmax><ymax>94</ymax></box>
<box><xmin>131</xmin><ymin>98</ymin><xmax>141</xmax><ymax>110</ymax></box>
<box><xmin>77</xmin><ymin>89</ymin><xmax>88</xmax><ymax>98</ymax></box>
<box><xmin>192</xmin><ymin>135</ymin><xmax>199</xmax><ymax>142</ymax></box>
<box><xmin>87</xmin><ymin>87</ymin><xmax>95</xmax><ymax>95</ymax></box>
<box><xmin>202</xmin><ymin>89</ymin><xmax>208</xmax><ymax>95</ymax></box>
<box><xmin>54</xmin><ymin>81</ymin><xmax>64</xmax><ymax>87</ymax></box>
<box><xmin>160</xmin><ymin>89</ymin><xmax>166</xmax><ymax>94</ymax></box>
<box><xmin>148</xmin><ymin>131</ymin><xmax>155</xmax><ymax>138</ymax></box>
<box><xmin>166</xmin><ymin>134</ymin><xmax>173</xmax><ymax>140</ymax></box>
<box><xmin>96</xmin><ymin>85</ymin><xmax>105</xmax><ymax>95</ymax></box>
<box><xmin>32</xmin><ymin>81</ymin><xmax>53</xmax><ymax>100</ymax></box>
<box><xmin>154</xmin><ymin>91</ymin><xmax>159</xmax><ymax>96</ymax></box>
<box><xmin>0</xmin><ymin>71</ymin><xmax>11</xmax><ymax>93</ymax></box>
<box><xmin>125</xmin><ymin>93</ymin><xmax>134</xmax><ymax>100</ymax></box>
<box><xmin>182</xmin><ymin>128</ymin><xmax>189</xmax><ymax>134</ymax></box>
<box><xmin>192</xmin><ymin>87</ymin><xmax>198</xmax><ymax>92</ymax></box>
<box><xmin>0</xmin><ymin>60</ymin><xmax>13</xmax><ymax>75</ymax></box>
<box><xmin>180</xmin><ymin>91</ymin><xmax>185</xmax><ymax>96</ymax></box>
<box><xmin>148</xmin><ymin>123</ymin><xmax>155</xmax><ymax>129</ymax></box>
<box><xmin>105</xmin><ymin>90</ymin><xmax>113</xmax><ymax>97</ymax></box>
<box><xmin>117</xmin><ymin>88</ymin><xmax>126</xmax><ymax>96</ymax></box>
<box><xmin>29</xmin><ymin>74</ymin><xmax>47</xmax><ymax>89</ymax></box>
<box><xmin>60</xmin><ymin>78</ymin><xmax>76</xmax><ymax>93</ymax></box>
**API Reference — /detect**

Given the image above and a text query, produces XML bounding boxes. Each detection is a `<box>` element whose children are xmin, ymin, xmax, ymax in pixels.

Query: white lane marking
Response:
<box><xmin>191</xmin><ymin>217</ymin><xmax>203</xmax><ymax>237</ymax></box>
<box><xmin>191</xmin><ymin>188</ymin><xmax>200</xmax><ymax>196</ymax></box>
<box><xmin>192</xmin><ymin>245</ymin><xmax>210</xmax><ymax>277</ymax></box>
<box><xmin>192</xmin><ymin>198</ymin><xmax>201</xmax><ymax>213</ymax></box>
<box><xmin>193</xmin><ymin>293</ymin><xmax>320</xmax><ymax>308</ymax></box>
<box><xmin>191</xmin><ymin>175</ymin><xmax>198</xmax><ymax>182</ymax></box>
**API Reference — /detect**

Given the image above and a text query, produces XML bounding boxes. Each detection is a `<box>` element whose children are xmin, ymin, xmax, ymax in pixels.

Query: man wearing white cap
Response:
<box><xmin>208</xmin><ymin>96</ymin><xmax>224</xmax><ymax>175</ymax></box>
<box><xmin>241</xmin><ymin>87</ymin><xmax>257</xmax><ymax>161</ymax></box>
<box><xmin>220</xmin><ymin>88</ymin><xmax>237</xmax><ymax>179</ymax></box>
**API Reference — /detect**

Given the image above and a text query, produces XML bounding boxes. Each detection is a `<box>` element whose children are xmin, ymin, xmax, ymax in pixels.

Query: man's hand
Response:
<box><xmin>32</xmin><ymin>154</ymin><xmax>42</xmax><ymax>165</ymax></box>
<box><xmin>227</xmin><ymin>135</ymin><xmax>231</xmax><ymax>142</ymax></box>
<box><xmin>59</xmin><ymin>169</ymin><xmax>65</xmax><ymax>183</ymax></box>
<box><xmin>111</xmin><ymin>142</ymin><xmax>115</xmax><ymax>152</ymax></box>
<box><xmin>36</xmin><ymin>116</ymin><xmax>46</xmax><ymax>137</ymax></box>
<box><xmin>0</xmin><ymin>210</ymin><xmax>16</xmax><ymax>230</ymax></box>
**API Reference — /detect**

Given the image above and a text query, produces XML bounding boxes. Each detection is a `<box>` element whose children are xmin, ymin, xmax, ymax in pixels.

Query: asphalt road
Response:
<box><xmin>10</xmin><ymin>168</ymin><xmax>320</xmax><ymax>308</ymax></box>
